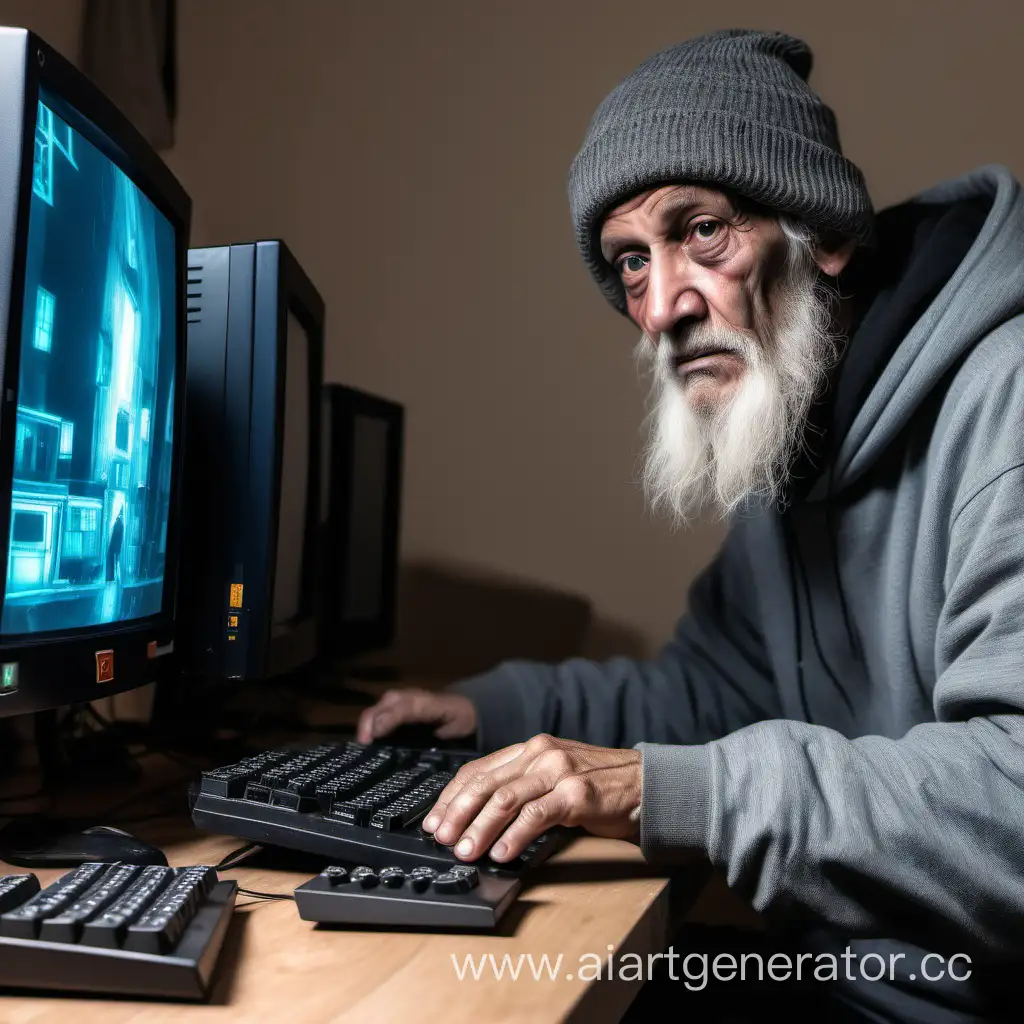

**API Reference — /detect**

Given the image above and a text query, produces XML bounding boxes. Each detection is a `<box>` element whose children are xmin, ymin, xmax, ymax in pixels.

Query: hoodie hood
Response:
<box><xmin>803</xmin><ymin>163</ymin><xmax>1024</xmax><ymax>500</ymax></box>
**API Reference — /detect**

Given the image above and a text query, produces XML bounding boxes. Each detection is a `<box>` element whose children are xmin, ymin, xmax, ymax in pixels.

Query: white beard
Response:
<box><xmin>636</xmin><ymin>234</ymin><xmax>840</xmax><ymax>527</ymax></box>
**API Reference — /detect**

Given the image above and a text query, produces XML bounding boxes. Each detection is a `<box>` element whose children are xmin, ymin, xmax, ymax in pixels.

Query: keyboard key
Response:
<box><xmin>290</xmin><ymin>749</ymin><xmax>368</xmax><ymax>790</ymax></box>
<box><xmin>350</xmin><ymin>866</ymin><xmax>378</xmax><ymax>889</ymax></box>
<box><xmin>258</xmin><ymin>744</ymin><xmax>339</xmax><ymax>788</ymax></box>
<box><xmin>40</xmin><ymin>863</ymin><xmax>142</xmax><ymax>943</ymax></box>
<box><xmin>123</xmin><ymin>866</ymin><xmax>217</xmax><ymax>955</ymax></box>
<box><xmin>332</xmin><ymin>766</ymin><xmax>432</xmax><ymax>825</ymax></box>
<box><xmin>271</xmin><ymin>745</ymin><xmax>371</xmax><ymax>811</ymax></box>
<box><xmin>173</xmin><ymin>866</ymin><xmax>218</xmax><ymax>907</ymax></box>
<box><xmin>449</xmin><ymin>865</ymin><xmax>479</xmax><ymax>889</ymax></box>
<box><xmin>408</xmin><ymin>866</ymin><xmax>437</xmax><ymax>892</ymax></box>
<box><xmin>379</xmin><ymin>867</ymin><xmax>405</xmax><ymax>888</ymax></box>
<box><xmin>369</xmin><ymin>771</ymin><xmax>451</xmax><ymax>831</ymax></box>
<box><xmin>0</xmin><ymin>862</ymin><xmax>110</xmax><ymax>939</ymax></box>
<box><xmin>315</xmin><ymin>753</ymin><xmax>400</xmax><ymax>812</ymax></box>
<box><xmin>432</xmin><ymin>871</ymin><xmax>463</xmax><ymax>894</ymax></box>
<box><xmin>81</xmin><ymin>865</ymin><xmax>175</xmax><ymax>948</ymax></box>
<box><xmin>199</xmin><ymin>749</ymin><xmax>294</xmax><ymax>797</ymax></box>
<box><xmin>0</xmin><ymin>873</ymin><xmax>39</xmax><ymax>914</ymax></box>
<box><xmin>417</xmin><ymin>749</ymin><xmax>448</xmax><ymax>767</ymax></box>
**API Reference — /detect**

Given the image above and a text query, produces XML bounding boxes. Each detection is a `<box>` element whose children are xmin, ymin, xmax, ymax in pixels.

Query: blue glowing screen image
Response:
<box><xmin>0</xmin><ymin>98</ymin><xmax>177</xmax><ymax>635</ymax></box>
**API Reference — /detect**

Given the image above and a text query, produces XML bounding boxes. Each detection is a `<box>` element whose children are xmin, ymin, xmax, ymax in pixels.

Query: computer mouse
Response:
<box><xmin>0</xmin><ymin>821</ymin><xmax>168</xmax><ymax>868</ymax></box>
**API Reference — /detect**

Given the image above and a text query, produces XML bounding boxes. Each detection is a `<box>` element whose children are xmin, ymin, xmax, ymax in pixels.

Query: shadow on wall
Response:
<box><xmin>388</xmin><ymin>559</ymin><xmax>647</xmax><ymax>680</ymax></box>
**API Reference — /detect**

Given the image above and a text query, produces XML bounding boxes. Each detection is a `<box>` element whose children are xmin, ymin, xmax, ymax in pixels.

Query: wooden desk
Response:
<box><xmin>0</xmin><ymin>755</ymin><xmax>709</xmax><ymax>1023</ymax></box>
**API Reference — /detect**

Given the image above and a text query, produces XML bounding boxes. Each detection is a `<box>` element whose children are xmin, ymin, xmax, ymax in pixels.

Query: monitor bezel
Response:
<box><xmin>256</xmin><ymin>240</ymin><xmax>325</xmax><ymax>678</ymax></box>
<box><xmin>0</xmin><ymin>30</ymin><xmax>190</xmax><ymax>659</ymax></box>
<box><xmin>273</xmin><ymin>241</ymin><xmax>325</xmax><ymax>636</ymax></box>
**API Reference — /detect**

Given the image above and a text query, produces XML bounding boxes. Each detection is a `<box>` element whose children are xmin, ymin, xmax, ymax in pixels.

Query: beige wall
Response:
<box><xmin>0</xmin><ymin>0</ymin><xmax>81</xmax><ymax>63</ymax></box>
<box><xmin>3</xmin><ymin>1</ymin><xmax>1023</xmax><ymax>658</ymax></box>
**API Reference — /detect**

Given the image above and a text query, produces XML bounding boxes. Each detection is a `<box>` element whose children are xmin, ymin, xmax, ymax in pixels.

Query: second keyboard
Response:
<box><xmin>0</xmin><ymin>861</ymin><xmax>236</xmax><ymax>999</ymax></box>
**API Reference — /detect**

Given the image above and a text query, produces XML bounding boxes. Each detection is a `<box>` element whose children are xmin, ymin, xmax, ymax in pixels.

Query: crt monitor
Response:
<box><xmin>0</xmin><ymin>28</ymin><xmax>189</xmax><ymax>717</ymax></box>
<box><xmin>176</xmin><ymin>240</ymin><xmax>324</xmax><ymax>683</ymax></box>
<box><xmin>320</xmin><ymin>385</ymin><xmax>403</xmax><ymax>663</ymax></box>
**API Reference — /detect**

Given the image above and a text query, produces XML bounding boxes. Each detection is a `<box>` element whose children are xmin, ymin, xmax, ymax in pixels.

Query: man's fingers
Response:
<box><xmin>447</xmin><ymin>773</ymin><xmax>554</xmax><ymax>861</ymax></box>
<box><xmin>422</xmin><ymin>745</ymin><xmax>526</xmax><ymax>835</ymax></box>
<box><xmin>427</xmin><ymin>743</ymin><xmax>526</xmax><ymax>813</ymax></box>
<box><xmin>401</xmin><ymin>689</ymin><xmax>438</xmax><ymax>721</ymax></box>
<box><xmin>355</xmin><ymin>689</ymin><xmax>409</xmax><ymax>742</ymax></box>
<box><xmin>355</xmin><ymin>689</ymin><xmax>439</xmax><ymax>743</ymax></box>
<box><xmin>425</xmin><ymin>733</ymin><xmax>559</xmax><ymax>824</ymax></box>
<box><xmin>356</xmin><ymin>705</ymin><xmax>402</xmax><ymax>743</ymax></box>
<box><xmin>431</xmin><ymin>760</ymin><xmax>524</xmax><ymax>848</ymax></box>
<box><xmin>434</xmin><ymin>718</ymin><xmax>467</xmax><ymax>739</ymax></box>
<box><xmin>489</xmin><ymin>786</ymin><xmax>572</xmax><ymax>863</ymax></box>
<box><xmin>422</xmin><ymin>743</ymin><xmax>526</xmax><ymax>836</ymax></box>
<box><xmin>355</xmin><ymin>706</ymin><xmax>379</xmax><ymax>743</ymax></box>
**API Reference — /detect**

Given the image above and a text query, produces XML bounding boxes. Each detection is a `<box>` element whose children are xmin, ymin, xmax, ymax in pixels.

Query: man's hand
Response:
<box><xmin>421</xmin><ymin>734</ymin><xmax>642</xmax><ymax>864</ymax></box>
<box><xmin>356</xmin><ymin>687</ymin><xmax>477</xmax><ymax>744</ymax></box>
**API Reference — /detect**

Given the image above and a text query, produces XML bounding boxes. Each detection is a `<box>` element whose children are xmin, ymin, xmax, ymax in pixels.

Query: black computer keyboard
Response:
<box><xmin>190</xmin><ymin>740</ymin><xmax>572</xmax><ymax>875</ymax></box>
<box><xmin>0</xmin><ymin>861</ymin><xmax>236</xmax><ymax>999</ymax></box>
<box><xmin>294</xmin><ymin>861</ymin><xmax>521</xmax><ymax>930</ymax></box>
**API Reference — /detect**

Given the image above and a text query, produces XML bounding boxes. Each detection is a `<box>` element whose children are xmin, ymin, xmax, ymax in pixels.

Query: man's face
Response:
<box><xmin>598</xmin><ymin>183</ymin><xmax>851</xmax><ymax>523</ymax></box>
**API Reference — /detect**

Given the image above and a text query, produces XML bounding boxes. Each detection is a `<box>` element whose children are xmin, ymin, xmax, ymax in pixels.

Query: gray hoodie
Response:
<box><xmin>453</xmin><ymin>164</ymin><xmax>1024</xmax><ymax>1018</ymax></box>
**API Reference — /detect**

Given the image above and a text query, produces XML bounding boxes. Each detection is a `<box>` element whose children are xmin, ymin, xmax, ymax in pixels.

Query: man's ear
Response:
<box><xmin>814</xmin><ymin>231</ymin><xmax>857</xmax><ymax>277</ymax></box>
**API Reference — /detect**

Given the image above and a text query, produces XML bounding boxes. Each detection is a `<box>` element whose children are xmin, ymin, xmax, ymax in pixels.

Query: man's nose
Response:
<box><xmin>644</xmin><ymin>253</ymin><xmax>707</xmax><ymax>337</ymax></box>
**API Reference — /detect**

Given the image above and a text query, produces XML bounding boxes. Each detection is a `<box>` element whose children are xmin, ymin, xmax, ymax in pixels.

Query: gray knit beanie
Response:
<box><xmin>567</xmin><ymin>28</ymin><xmax>874</xmax><ymax>316</ymax></box>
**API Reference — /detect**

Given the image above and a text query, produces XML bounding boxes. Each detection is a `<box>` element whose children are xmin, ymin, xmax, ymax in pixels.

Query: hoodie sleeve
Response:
<box><xmin>449</xmin><ymin>524</ymin><xmax>782</xmax><ymax>752</ymax></box>
<box><xmin>636</xmin><ymin>463</ymin><xmax>1024</xmax><ymax>959</ymax></box>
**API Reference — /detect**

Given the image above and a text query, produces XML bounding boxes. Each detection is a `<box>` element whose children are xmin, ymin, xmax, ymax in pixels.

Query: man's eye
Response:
<box><xmin>619</xmin><ymin>255</ymin><xmax>647</xmax><ymax>274</ymax></box>
<box><xmin>693</xmin><ymin>220</ymin><xmax>719</xmax><ymax>240</ymax></box>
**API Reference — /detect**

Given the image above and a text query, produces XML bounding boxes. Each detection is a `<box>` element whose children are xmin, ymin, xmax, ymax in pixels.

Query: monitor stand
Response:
<box><xmin>0</xmin><ymin>709</ymin><xmax>159</xmax><ymax>868</ymax></box>
<box><xmin>32</xmin><ymin>706</ymin><xmax>143</xmax><ymax>788</ymax></box>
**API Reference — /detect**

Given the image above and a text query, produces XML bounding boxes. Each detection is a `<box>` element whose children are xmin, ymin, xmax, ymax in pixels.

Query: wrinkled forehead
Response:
<box><xmin>604</xmin><ymin>183</ymin><xmax>730</xmax><ymax>219</ymax></box>
<box><xmin>599</xmin><ymin>182</ymin><xmax>756</xmax><ymax>234</ymax></box>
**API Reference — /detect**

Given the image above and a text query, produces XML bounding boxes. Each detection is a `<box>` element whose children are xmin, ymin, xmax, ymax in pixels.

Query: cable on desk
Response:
<box><xmin>215</xmin><ymin>842</ymin><xmax>263</xmax><ymax>870</ymax></box>
<box><xmin>236</xmin><ymin>887</ymin><xmax>295</xmax><ymax>901</ymax></box>
<box><xmin>212</xmin><ymin>843</ymin><xmax>295</xmax><ymax>900</ymax></box>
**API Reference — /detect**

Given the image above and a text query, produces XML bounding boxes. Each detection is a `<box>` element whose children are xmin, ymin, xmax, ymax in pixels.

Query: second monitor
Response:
<box><xmin>177</xmin><ymin>239</ymin><xmax>323</xmax><ymax>682</ymax></box>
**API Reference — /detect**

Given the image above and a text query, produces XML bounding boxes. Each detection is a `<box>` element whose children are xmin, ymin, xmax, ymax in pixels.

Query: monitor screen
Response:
<box><xmin>0</xmin><ymin>96</ymin><xmax>177</xmax><ymax>636</ymax></box>
<box><xmin>341</xmin><ymin>413</ymin><xmax>390</xmax><ymax>622</ymax></box>
<box><xmin>271</xmin><ymin>308</ymin><xmax>310</xmax><ymax>631</ymax></box>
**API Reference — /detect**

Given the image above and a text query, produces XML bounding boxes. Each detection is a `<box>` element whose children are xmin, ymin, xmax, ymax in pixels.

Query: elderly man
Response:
<box><xmin>358</xmin><ymin>29</ymin><xmax>1024</xmax><ymax>1022</ymax></box>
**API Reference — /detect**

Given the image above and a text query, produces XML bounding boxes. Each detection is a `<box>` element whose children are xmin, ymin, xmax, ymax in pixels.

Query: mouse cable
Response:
<box><xmin>213</xmin><ymin>843</ymin><xmax>295</xmax><ymax>900</ymax></box>
<box><xmin>236</xmin><ymin>887</ymin><xmax>295</xmax><ymax>901</ymax></box>
<box><xmin>215</xmin><ymin>842</ymin><xmax>263</xmax><ymax>870</ymax></box>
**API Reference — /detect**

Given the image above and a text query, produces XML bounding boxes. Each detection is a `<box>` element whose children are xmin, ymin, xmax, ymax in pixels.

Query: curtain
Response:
<box><xmin>81</xmin><ymin>0</ymin><xmax>176</xmax><ymax>152</ymax></box>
